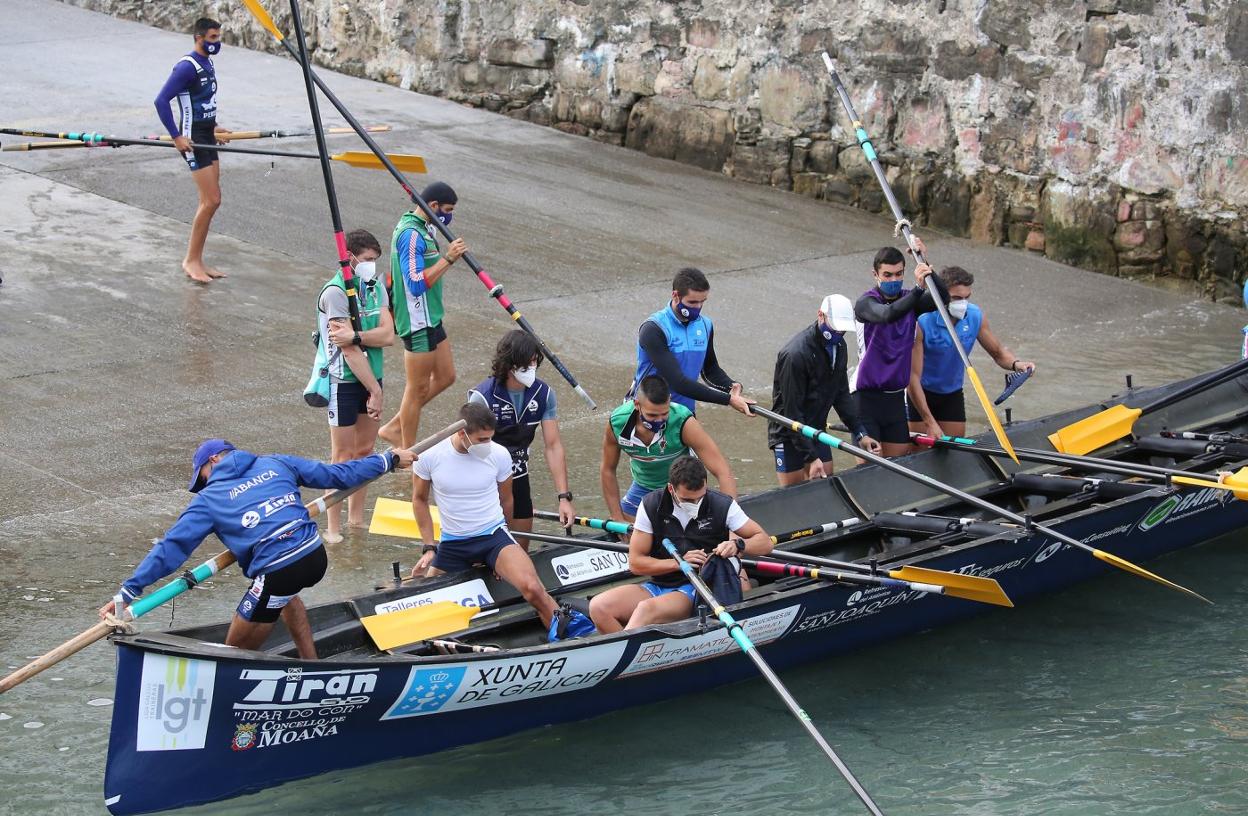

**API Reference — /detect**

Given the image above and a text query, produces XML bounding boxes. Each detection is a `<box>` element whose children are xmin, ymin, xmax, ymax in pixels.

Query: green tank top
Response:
<box><xmin>319</xmin><ymin>271</ymin><xmax>385</xmax><ymax>383</ymax></box>
<box><xmin>609</xmin><ymin>400</ymin><xmax>693</xmax><ymax>489</ymax></box>
<box><xmin>389</xmin><ymin>211</ymin><xmax>443</xmax><ymax>338</ymax></box>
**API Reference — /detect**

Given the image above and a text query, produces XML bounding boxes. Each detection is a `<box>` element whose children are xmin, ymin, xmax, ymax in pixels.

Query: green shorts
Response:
<box><xmin>401</xmin><ymin>323</ymin><xmax>447</xmax><ymax>354</ymax></box>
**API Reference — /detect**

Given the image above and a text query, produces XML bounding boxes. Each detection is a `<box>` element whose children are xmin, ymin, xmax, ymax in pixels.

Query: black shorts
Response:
<box><xmin>432</xmin><ymin>526</ymin><xmax>516</xmax><ymax>574</ymax></box>
<box><xmin>402</xmin><ymin>323</ymin><xmax>447</xmax><ymax>353</ymax></box>
<box><xmin>511</xmin><ymin>473</ymin><xmax>534</xmax><ymax>520</ymax></box>
<box><xmin>327</xmin><ymin>378</ymin><xmax>381</xmax><ymax>427</ymax></box>
<box><xmin>237</xmin><ymin>545</ymin><xmax>328</xmax><ymax>624</ymax></box>
<box><xmin>185</xmin><ymin>120</ymin><xmax>218</xmax><ymax>171</ymax></box>
<box><xmin>907</xmin><ymin>388</ymin><xmax>966</xmax><ymax>423</ymax></box>
<box><xmin>854</xmin><ymin>389</ymin><xmax>911</xmax><ymax>444</ymax></box>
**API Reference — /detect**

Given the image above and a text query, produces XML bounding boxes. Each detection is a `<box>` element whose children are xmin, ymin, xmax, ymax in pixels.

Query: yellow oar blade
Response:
<box><xmin>360</xmin><ymin>601</ymin><xmax>476</xmax><ymax>650</ymax></box>
<box><xmin>368</xmin><ymin>497</ymin><xmax>440</xmax><ymax>539</ymax></box>
<box><xmin>332</xmin><ymin>151</ymin><xmax>426</xmax><ymax>173</ymax></box>
<box><xmin>1047</xmin><ymin>404</ymin><xmax>1142</xmax><ymax>455</ymax></box>
<box><xmin>1171</xmin><ymin>470</ymin><xmax>1248</xmax><ymax>501</ymax></box>
<box><xmin>889</xmin><ymin>566</ymin><xmax>1014</xmax><ymax>608</ymax></box>
<box><xmin>1092</xmin><ymin>548</ymin><xmax>1211</xmax><ymax>604</ymax></box>
<box><xmin>967</xmin><ymin>367</ymin><xmax>1019</xmax><ymax>464</ymax></box>
<box><xmin>241</xmin><ymin>0</ymin><xmax>285</xmax><ymax>41</ymax></box>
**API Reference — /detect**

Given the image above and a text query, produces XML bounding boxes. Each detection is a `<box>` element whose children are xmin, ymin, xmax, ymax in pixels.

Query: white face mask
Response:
<box><xmin>462</xmin><ymin>434</ymin><xmax>493</xmax><ymax>460</ymax></box>
<box><xmin>354</xmin><ymin>260</ymin><xmax>378</xmax><ymax>283</ymax></box>
<box><xmin>513</xmin><ymin>366</ymin><xmax>537</xmax><ymax>388</ymax></box>
<box><xmin>948</xmin><ymin>300</ymin><xmax>969</xmax><ymax>320</ymax></box>
<box><xmin>671</xmin><ymin>491</ymin><xmax>703</xmax><ymax>516</ymax></box>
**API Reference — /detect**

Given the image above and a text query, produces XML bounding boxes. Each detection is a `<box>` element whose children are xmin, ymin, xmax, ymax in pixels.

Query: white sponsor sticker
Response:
<box><xmin>374</xmin><ymin>579</ymin><xmax>495</xmax><ymax>616</ymax></box>
<box><xmin>381</xmin><ymin>642</ymin><xmax>628</xmax><ymax>720</ymax></box>
<box><xmin>550</xmin><ymin>548</ymin><xmax>630</xmax><ymax>586</ymax></box>
<box><xmin>136</xmin><ymin>653</ymin><xmax>216</xmax><ymax>752</ymax></box>
<box><xmin>618</xmin><ymin>606</ymin><xmax>801</xmax><ymax>677</ymax></box>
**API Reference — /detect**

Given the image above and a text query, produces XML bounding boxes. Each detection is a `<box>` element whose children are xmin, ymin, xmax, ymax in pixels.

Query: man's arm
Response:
<box><xmin>329</xmin><ymin>318</ymin><xmax>384</xmax><ymax>396</ymax></box>
<box><xmin>701</xmin><ymin>327</ymin><xmax>754</xmax><ymax>414</ymax></box>
<box><xmin>638</xmin><ymin>321</ymin><xmax>731</xmax><ymax>405</ymax></box>
<box><xmin>397</xmin><ymin>229</ymin><xmax>466</xmax><ymax>299</ymax></box>
<box><xmin>410</xmin><ymin>475</ymin><xmax>437</xmax><ymax>575</ymax></box>
<box><xmin>626</xmin><ymin>506</ymin><xmax>681</xmax><ymax>577</ymax></box>
<box><xmin>118</xmin><ymin>502</ymin><xmax>213</xmax><ymax>603</ymax></box>
<box><xmin>682</xmin><ymin>418</ymin><xmax>738</xmax><ymax>499</ymax></box>
<box><xmin>499</xmin><ymin>476</ymin><xmax>515</xmax><ymax>530</ymax></box>
<box><xmin>600</xmin><ymin>421</ymin><xmax>626</xmax><ymax>521</ymax></box>
<box><xmin>906</xmin><ymin>324</ymin><xmax>941</xmax><ymax>437</ymax></box>
<box><xmin>977</xmin><ymin>315</ymin><xmax>1035</xmax><ymax>373</ymax></box>
<box><xmin>854</xmin><ymin>288</ymin><xmax>926</xmax><ymax>324</ymax></box>
<box><xmin>540</xmin><ymin>416</ymin><xmax>575</xmax><ymax>525</ymax></box>
<box><xmin>274</xmin><ymin>452</ymin><xmax>394</xmax><ymax>490</ymax></box>
<box><xmin>153</xmin><ymin>61</ymin><xmax>197</xmax><ymax>140</ymax></box>
<box><xmin>773</xmin><ymin>347</ymin><xmax>816</xmax><ymax>461</ymax></box>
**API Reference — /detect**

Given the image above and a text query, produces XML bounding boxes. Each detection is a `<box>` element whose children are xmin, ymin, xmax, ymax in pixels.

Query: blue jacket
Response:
<box><xmin>119</xmin><ymin>449</ymin><xmax>394</xmax><ymax>601</ymax></box>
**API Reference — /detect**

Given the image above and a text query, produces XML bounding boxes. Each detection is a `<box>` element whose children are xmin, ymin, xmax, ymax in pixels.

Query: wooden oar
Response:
<box><xmin>0</xmin><ymin>128</ymin><xmax>425</xmax><ymax>171</ymax></box>
<box><xmin>820</xmin><ymin>51</ymin><xmax>1018</xmax><ymax>464</ymax></box>
<box><xmin>914</xmin><ymin>434</ymin><xmax>1248</xmax><ymax>500</ymax></box>
<box><xmin>241</xmin><ymin>0</ymin><xmax>597</xmax><ymax>411</ymax></box>
<box><xmin>1047</xmin><ymin>358</ymin><xmax>1248</xmax><ymax>455</ymax></box>
<box><xmin>659</xmin><ymin>537</ymin><xmax>887</xmax><ymax>815</ymax></box>
<box><xmin>528</xmin><ymin>516</ymin><xmax>1011</xmax><ymax>606</ymax></box>
<box><xmin>0</xmin><ymin>421</ymin><xmax>464</xmax><ymax>695</ymax></box>
<box><xmin>750</xmin><ymin>405</ymin><xmax>1210</xmax><ymax>604</ymax></box>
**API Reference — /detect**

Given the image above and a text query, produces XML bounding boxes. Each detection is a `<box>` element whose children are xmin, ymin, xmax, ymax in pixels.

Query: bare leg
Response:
<box><xmin>183</xmin><ymin>162</ymin><xmax>221</xmax><ymax>282</ymax></box>
<box><xmin>776</xmin><ymin>469</ymin><xmax>807</xmax><ymax>487</ymax></box>
<box><xmin>880</xmin><ymin>442</ymin><xmax>912</xmax><ymax>459</ymax></box>
<box><xmin>425</xmin><ymin>338</ymin><xmax>456</xmax><ymax>404</ymax></box>
<box><xmin>279</xmin><ymin>597</ymin><xmax>318</xmax><ymax>659</ymax></box>
<box><xmin>325</xmin><ymin>424</ymin><xmax>356</xmax><ymax>543</ymax></box>
<box><xmin>941</xmin><ymin>420</ymin><xmax>966</xmax><ymax>438</ymax></box>
<box><xmin>392</xmin><ymin>349</ymin><xmax>436</xmax><ymax>449</ymax></box>
<box><xmin>589</xmin><ymin>584</ymin><xmax>650</xmax><ymax>634</ymax></box>
<box><xmin>492</xmin><ymin>544</ymin><xmax>557</xmax><ymax>628</ymax></box>
<box><xmin>224</xmin><ymin>615</ymin><xmax>275</xmax><ymax>651</ymax></box>
<box><xmin>509</xmin><ymin>516</ymin><xmax>532</xmax><ymax>552</ymax></box>
<box><xmin>347</xmin><ymin>414</ymin><xmax>381</xmax><ymax>527</ymax></box>
<box><xmin>625</xmin><ymin>591</ymin><xmax>694</xmax><ymax>630</ymax></box>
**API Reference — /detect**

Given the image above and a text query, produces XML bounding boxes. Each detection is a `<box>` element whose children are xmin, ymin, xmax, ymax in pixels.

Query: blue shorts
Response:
<box><xmin>621</xmin><ymin>482</ymin><xmax>653</xmax><ymax>517</ymax></box>
<box><xmin>772</xmin><ymin>441</ymin><xmax>833</xmax><ymax>473</ymax></box>
<box><xmin>432</xmin><ymin>526</ymin><xmax>516</xmax><ymax>574</ymax></box>
<box><xmin>641</xmin><ymin>581</ymin><xmax>697</xmax><ymax>604</ymax></box>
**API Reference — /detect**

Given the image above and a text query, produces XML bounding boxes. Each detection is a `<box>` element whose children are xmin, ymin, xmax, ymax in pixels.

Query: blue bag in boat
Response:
<box><xmin>548</xmin><ymin>596</ymin><xmax>596</xmax><ymax>642</ymax></box>
<box><xmin>698</xmin><ymin>555</ymin><xmax>743</xmax><ymax>606</ymax></box>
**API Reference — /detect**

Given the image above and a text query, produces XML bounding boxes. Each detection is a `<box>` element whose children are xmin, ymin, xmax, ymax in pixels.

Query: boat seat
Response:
<box><xmin>1011</xmin><ymin>472</ymin><xmax>1155</xmax><ymax>501</ymax></box>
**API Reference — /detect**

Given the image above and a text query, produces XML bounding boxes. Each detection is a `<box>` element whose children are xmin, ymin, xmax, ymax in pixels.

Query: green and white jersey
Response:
<box><xmin>389</xmin><ymin>211</ymin><xmax>444</xmax><ymax>338</ymax></box>
<box><xmin>317</xmin><ymin>271</ymin><xmax>388</xmax><ymax>383</ymax></box>
<box><xmin>609</xmin><ymin>400</ymin><xmax>693</xmax><ymax>490</ymax></box>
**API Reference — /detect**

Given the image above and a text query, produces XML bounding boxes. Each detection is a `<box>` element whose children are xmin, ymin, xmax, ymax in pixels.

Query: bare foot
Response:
<box><xmin>377</xmin><ymin>421</ymin><xmax>401</xmax><ymax>447</ymax></box>
<box><xmin>323</xmin><ymin>530</ymin><xmax>344</xmax><ymax>545</ymax></box>
<box><xmin>206</xmin><ymin>267</ymin><xmax>228</xmax><ymax>279</ymax></box>
<box><xmin>347</xmin><ymin>518</ymin><xmax>368</xmax><ymax>529</ymax></box>
<box><xmin>183</xmin><ymin>259</ymin><xmax>212</xmax><ymax>284</ymax></box>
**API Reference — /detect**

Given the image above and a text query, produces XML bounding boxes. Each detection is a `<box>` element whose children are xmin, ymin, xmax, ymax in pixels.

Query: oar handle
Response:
<box><xmin>1137</xmin><ymin>358</ymin><xmax>1248</xmax><ymax>414</ymax></box>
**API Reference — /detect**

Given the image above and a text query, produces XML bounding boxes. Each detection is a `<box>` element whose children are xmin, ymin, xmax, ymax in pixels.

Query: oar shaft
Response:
<box><xmin>533</xmin><ymin>510</ymin><xmax>864</xmax><ymax>545</ymax></box>
<box><xmin>922</xmin><ymin>434</ymin><xmax>1210</xmax><ymax>480</ymax></box>
<box><xmin>0</xmin><ymin>622</ymin><xmax>113</xmax><ymax>694</ymax></box>
<box><xmin>240</xmin><ymin>0</ymin><xmax>594</xmax><ymax>409</ymax></box>
<box><xmin>660</xmin><ymin>538</ymin><xmax>885</xmax><ymax>815</ymax></box>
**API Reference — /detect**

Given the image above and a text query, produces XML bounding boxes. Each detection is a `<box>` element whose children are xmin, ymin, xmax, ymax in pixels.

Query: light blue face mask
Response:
<box><xmin>878</xmin><ymin>279</ymin><xmax>903</xmax><ymax>298</ymax></box>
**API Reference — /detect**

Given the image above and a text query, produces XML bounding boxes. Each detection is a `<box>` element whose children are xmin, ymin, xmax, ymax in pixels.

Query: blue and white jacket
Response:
<box><xmin>119</xmin><ymin>449</ymin><xmax>394</xmax><ymax>601</ymax></box>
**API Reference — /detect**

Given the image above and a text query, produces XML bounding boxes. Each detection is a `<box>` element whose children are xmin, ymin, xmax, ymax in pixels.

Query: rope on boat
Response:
<box><xmin>103</xmin><ymin>613</ymin><xmax>135</xmax><ymax>634</ymax></box>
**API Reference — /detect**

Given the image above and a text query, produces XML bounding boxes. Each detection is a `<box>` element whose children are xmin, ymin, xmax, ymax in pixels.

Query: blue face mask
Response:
<box><xmin>204</xmin><ymin>40</ymin><xmax>222</xmax><ymax>56</ymax></box>
<box><xmin>640</xmin><ymin>417</ymin><xmax>667</xmax><ymax>433</ymax></box>
<box><xmin>674</xmin><ymin>301</ymin><xmax>701</xmax><ymax>322</ymax></box>
<box><xmin>878</xmin><ymin>279</ymin><xmax>904</xmax><ymax>298</ymax></box>
<box><xmin>436</xmin><ymin>210</ymin><xmax>452</xmax><ymax>226</ymax></box>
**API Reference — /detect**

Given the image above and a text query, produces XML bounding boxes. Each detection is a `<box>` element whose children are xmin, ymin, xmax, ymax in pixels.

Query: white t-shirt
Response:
<box><xmin>413</xmin><ymin>437</ymin><xmax>513</xmax><ymax>539</ymax></box>
<box><xmin>634</xmin><ymin>498</ymin><xmax>750</xmax><ymax>537</ymax></box>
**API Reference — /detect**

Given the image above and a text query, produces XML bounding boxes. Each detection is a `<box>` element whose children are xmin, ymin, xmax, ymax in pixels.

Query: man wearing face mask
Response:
<box><xmin>468</xmin><ymin>330</ymin><xmax>576</xmax><ymax>537</ymax></box>
<box><xmin>409</xmin><ymin>403</ymin><xmax>559</xmax><ymax>628</ymax></box>
<box><xmin>601</xmin><ymin>376</ymin><xmax>737</xmax><ymax>521</ymax></box>
<box><xmin>907</xmin><ymin>266</ymin><xmax>1035</xmax><ymax>440</ymax></box>
<box><xmin>317</xmin><ymin>229</ymin><xmax>395</xmax><ymax>543</ymax></box>
<box><xmin>769</xmin><ymin>294</ymin><xmax>881</xmax><ymax>486</ymax></box>
<box><xmin>154</xmin><ymin>16</ymin><xmax>231</xmax><ymax>284</ymax></box>
<box><xmin>851</xmin><ymin>237</ymin><xmax>946</xmax><ymax>458</ymax></box>
<box><xmin>588</xmin><ymin>455</ymin><xmax>770</xmax><ymax>634</ymax></box>
<box><xmin>379</xmin><ymin>181</ymin><xmax>469</xmax><ymax>449</ymax></box>
<box><xmin>629</xmin><ymin>267</ymin><xmax>754</xmax><ymax>415</ymax></box>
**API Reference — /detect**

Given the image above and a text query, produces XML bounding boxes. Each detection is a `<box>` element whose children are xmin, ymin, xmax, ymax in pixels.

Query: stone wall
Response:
<box><xmin>65</xmin><ymin>0</ymin><xmax>1248</xmax><ymax>296</ymax></box>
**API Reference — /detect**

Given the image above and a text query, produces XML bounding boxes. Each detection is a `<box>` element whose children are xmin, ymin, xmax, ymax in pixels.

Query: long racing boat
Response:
<box><xmin>102</xmin><ymin>369</ymin><xmax>1248</xmax><ymax>814</ymax></box>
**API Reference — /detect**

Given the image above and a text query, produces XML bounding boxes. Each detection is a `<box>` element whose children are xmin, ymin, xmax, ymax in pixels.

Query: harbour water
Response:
<box><xmin>2</xmin><ymin>2</ymin><xmax>1247</xmax><ymax>813</ymax></box>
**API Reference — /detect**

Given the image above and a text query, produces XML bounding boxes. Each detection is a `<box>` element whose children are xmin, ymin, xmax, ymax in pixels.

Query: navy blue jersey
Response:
<box><xmin>155</xmin><ymin>52</ymin><xmax>218</xmax><ymax>138</ymax></box>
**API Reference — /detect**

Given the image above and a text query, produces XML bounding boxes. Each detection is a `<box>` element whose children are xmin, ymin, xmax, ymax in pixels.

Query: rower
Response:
<box><xmin>467</xmin><ymin>329</ymin><xmax>577</xmax><ymax>539</ymax></box>
<box><xmin>851</xmin><ymin>236</ymin><xmax>945</xmax><ymax>458</ymax></box>
<box><xmin>601</xmin><ymin>375</ymin><xmax>737</xmax><ymax>522</ymax></box>
<box><xmin>588</xmin><ymin>455</ymin><xmax>771</xmax><ymax>634</ymax></box>
<box><xmin>769</xmin><ymin>293</ymin><xmax>881</xmax><ymax>486</ymax></box>
<box><xmin>627</xmin><ymin>266</ymin><xmax>754</xmax><ymax>415</ymax></box>
<box><xmin>409</xmin><ymin>402</ymin><xmax>558</xmax><ymax>628</ymax></box>
<box><xmin>314</xmin><ymin>228</ymin><xmax>395</xmax><ymax>544</ymax></box>
<box><xmin>378</xmin><ymin>181</ymin><xmax>468</xmax><ymax>449</ymax></box>
<box><xmin>906</xmin><ymin>265</ymin><xmax>1034</xmax><ymax>441</ymax></box>
<box><xmin>99</xmin><ymin>439</ymin><xmax>416</xmax><ymax>659</ymax></box>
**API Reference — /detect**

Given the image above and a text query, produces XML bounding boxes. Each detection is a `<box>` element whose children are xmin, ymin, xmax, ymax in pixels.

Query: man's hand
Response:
<box><xmin>728</xmin><ymin>382</ymin><xmax>756</xmax><ymax>415</ymax></box>
<box><xmin>915</xmin><ymin>262</ymin><xmax>933</xmax><ymax>290</ymax></box>
<box><xmin>907</xmin><ymin>235</ymin><xmax>928</xmax><ymax>258</ymax></box>
<box><xmin>558</xmin><ymin>496</ymin><xmax>576</xmax><ymax>527</ymax></box>
<box><xmin>1014</xmin><ymin>360</ymin><xmax>1037</xmax><ymax>374</ymax></box>
<box><xmin>681</xmin><ymin>549</ymin><xmax>709</xmax><ymax>569</ymax></box>
<box><xmin>213</xmin><ymin>126</ymin><xmax>232</xmax><ymax>145</ymax></box>
<box><xmin>924</xmin><ymin>421</ymin><xmax>944</xmax><ymax>441</ymax></box>
<box><xmin>98</xmin><ymin>596</ymin><xmax>126</xmax><ymax>621</ymax></box>
<box><xmin>712</xmin><ymin>539</ymin><xmax>742</xmax><ymax>559</ymax></box>
<box><xmin>858</xmin><ymin>435</ymin><xmax>883</xmax><ymax>455</ymax></box>
<box><xmin>807</xmin><ymin>459</ymin><xmax>828</xmax><ymax>479</ymax></box>
<box><xmin>172</xmin><ymin>135</ymin><xmax>192</xmax><ymax>153</ymax></box>
<box><xmin>389</xmin><ymin>447</ymin><xmax>417</xmax><ymax>470</ymax></box>
<box><xmin>411</xmin><ymin>550</ymin><xmax>435</xmax><ymax>576</ymax></box>
<box><xmin>328</xmin><ymin>321</ymin><xmax>355</xmax><ymax>348</ymax></box>
<box><xmin>444</xmin><ymin>238</ymin><xmax>468</xmax><ymax>262</ymax></box>
<box><xmin>367</xmin><ymin>389</ymin><xmax>384</xmax><ymax>422</ymax></box>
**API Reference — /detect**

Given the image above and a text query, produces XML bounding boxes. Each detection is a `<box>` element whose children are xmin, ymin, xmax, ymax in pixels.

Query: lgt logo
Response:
<box><xmin>136</xmin><ymin>654</ymin><xmax>216</xmax><ymax>752</ymax></box>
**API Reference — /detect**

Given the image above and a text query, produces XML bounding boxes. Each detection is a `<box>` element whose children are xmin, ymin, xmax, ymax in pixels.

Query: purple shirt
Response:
<box><xmin>852</xmin><ymin>287</ymin><xmax>923</xmax><ymax>392</ymax></box>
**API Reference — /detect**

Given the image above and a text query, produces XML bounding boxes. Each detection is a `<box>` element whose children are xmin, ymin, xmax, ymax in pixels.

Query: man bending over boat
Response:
<box><xmin>409</xmin><ymin>402</ymin><xmax>559</xmax><ymax>629</ymax></box>
<box><xmin>100</xmin><ymin>439</ymin><xmax>416</xmax><ymax>658</ymax></box>
<box><xmin>602</xmin><ymin>375</ymin><xmax>737</xmax><ymax>522</ymax></box>
<box><xmin>589</xmin><ymin>455</ymin><xmax>770</xmax><ymax>634</ymax></box>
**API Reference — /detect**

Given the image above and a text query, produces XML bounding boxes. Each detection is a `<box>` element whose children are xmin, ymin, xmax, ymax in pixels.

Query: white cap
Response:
<box><xmin>819</xmin><ymin>294</ymin><xmax>856</xmax><ymax>332</ymax></box>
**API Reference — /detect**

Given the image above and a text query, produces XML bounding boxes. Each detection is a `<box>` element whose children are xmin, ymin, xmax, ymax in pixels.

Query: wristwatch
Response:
<box><xmin>352</xmin><ymin>331</ymin><xmax>362</xmax><ymax>347</ymax></box>
<box><xmin>421</xmin><ymin>543</ymin><xmax>437</xmax><ymax>554</ymax></box>
<box><xmin>557</xmin><ymin>491</ymin><xmax>574</xmax><ymax>502</ymax></box>
<box><xmin>733</xmin><ymin>537</ymin><xmax>746</xmax><ymax>554</ymax></box>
